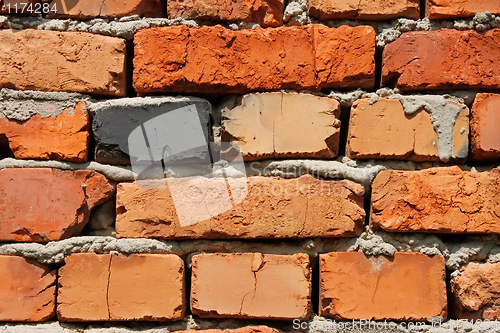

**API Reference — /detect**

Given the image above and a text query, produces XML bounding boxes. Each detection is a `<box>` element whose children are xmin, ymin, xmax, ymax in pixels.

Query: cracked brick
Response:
<box><xmin>57</xmin><ymin>253</ymin><xmax>185</xmax><ymax>322</ymax></box>
<box><xmin>191</xmin><ymin>253</ymin><xmax>311</xmax><ymax>320</ymax></box>
<box><xmin>320</xmin><ymin>252</ymin><xmax>447</xmax><ymax>320</ymax></box>
<box><xmin>370</xmin><ymin>166</ymin><xmax>500</xmax><ymax>233</ymax></box>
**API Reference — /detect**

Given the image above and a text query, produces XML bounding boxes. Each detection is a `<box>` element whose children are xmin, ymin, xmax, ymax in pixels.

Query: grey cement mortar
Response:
<box><xmin>0</xmin><ymin>88</ymin><xmax>90</xmax><ymax>121</ymax></box>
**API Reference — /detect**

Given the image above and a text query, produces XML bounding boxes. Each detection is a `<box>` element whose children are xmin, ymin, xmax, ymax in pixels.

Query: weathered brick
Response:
<box><xmin>0</xmin><ymin>101</ymin><xmax>89</xmax><ymax>163</ymax></box>
<box><xmin>0</xmin><ymin>168</ymin><xmax>115</xmax><ymax>241</ymax></box>
<box><xmin>221</xmin><ymin>92</ymin><xmax>340</xmax><ymax>161</ymax></box>
<box><xmin>91</xmin><ymin>96</ymin><xmax>211</xmax><ymax>165</ymax></box>
<box><xmin>371</xmin><ymin>167</ymin><xmax>500</xmax><ymax>233</ymax></box>
<box><xmin>57</xmin><ymin>253</ymin><xmax>185</xmax><ymax>321</ymax></box>
<box><xmin>133</xmin><ymin>25</ymin><xmax>375</xmax><ymax>95</ymax></box>
<box><xmin>427</xmin><ymin>0</ymin><xmax>500</xmax><ymax>19</ymax></box>
<box><xmin>167</xmin><ymin>0</ymin><xmax>283</xmax><ymax>27</ymax></box>
<box><xmin>0</xmin><ymin>255</ymin><xmax>56</xmax><ymax>322</ymax></box>
<box><xmin>382</xmin><ymin>29</ymin><xmax>500</xmax><ymax>91</ymax></box>
<box><xmin>320</xmin><ymin>252</ymin><xmax>447</xmax><ymax>320</ymax></box>
<box><xmin>471</xmin><ymin>93</ymin><xmax>500</xmax><ymax>163</ymax></box>
<box><xmin>47</xmin><ymin>0</ymin><xmax>165</xmax><ymax>19</ymax></box>
<box><xmin>450</xmin><ymin>262</ymin><xmax>500</xmax><ymax>320</ymax></box>
<box><xmin>191</xmin><ymin>253</ymin><xmax>311</xmax><ymax>320</ymax></box>
<box><xmin>346</xmin><ymin>97</ymin><xmax>469</xmax><ymax>161</ymax></box>
<box><xmin>0</xmin><ymin>30</ymin><xmax>127</xmax><ymax>97</ymax></box>
<box><xmin>116</xmin><ymin>175</ymin><xmax>365</xmax><ymax>239</ymax></box>
<box><xmin>308</xmin><ymin>0</ymin><xmax>419</xmax><ymax>20</ymax></box>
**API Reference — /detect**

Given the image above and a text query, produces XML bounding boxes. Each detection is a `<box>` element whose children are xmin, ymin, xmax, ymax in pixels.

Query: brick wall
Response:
<box><xmin>1</xmin><ymin>1</ymin><xmax>500</xmax><ymax>332</ymax></box>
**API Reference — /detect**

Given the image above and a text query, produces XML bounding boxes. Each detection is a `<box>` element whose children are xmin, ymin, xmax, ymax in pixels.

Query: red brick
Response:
<box><xmin>221</xmin><ymin>92</ymin><xmax>341</xmax><ymax>160</ymax></box>
<box><xmin>346</xmin><ymin>97</ymin><xmax>469</xmax><ymax>161</ymax></box>
<box><xmin>471</xmin><ymin>93</ymin><xmax>500</xmax><ymax>163</ymax></box>
<box><xmin>58</xmin><ymin>253</ymin><xmax>185</xmax><ymax>322</ymax></box>
<box><xmin>450</xmin><ymin>262</ymin><xmax>500</xmax><ymax>320</ymax></box>
<box><xmin>0</xmin><ymin>255</ymin><xmax>56</xmax><ymax>322</ymax></box>
<box><xmin>0</xmin><ymin>168</ymin><xmax>115</xmax><ymax>241</ymax></box>
<box><xmin>133</xmin><ymin>25</ymin><xmax>375</xmax><ymax>95</ymax></box>
<box><xmin>308</xmin><ymin>0</ymin><xmax>420</xmax><ymax>20</ymax></box>
<box><xmin>47</xmin><ymin>0</ymin><xmax>165</xmax><ymax>19</ymax></box>
<box><xmin>115</xmin><ymin>175</ymin><xmax>365</xmax><ymax>239</ymax></box>
<box><xmin>0</xmin><ymin>101</ymin><xmax>89</xmax><ymax>163</ymax></box>
<box><xmin>167</xmin><ymin>0</ymin><xmax>283</xmax><ymax>27</ymax></box>
<box><xmin>382</xmin><ymin>29</ymin><xmax>500</xmax><ymax>91</ymax></box>
<box><xmin>427</xmin><ymin>0</ymin><xmax>500</xmax><ymax>19</ymax></box>
<box><xmin>0</xmin><ymin>29</ymin><xmax>127</xmax><ymax>97</ymax></box>
<box><xmin>371</xmin><ymin>167</ymin><xmax>500</xmax><ymax>233</ymax></box>
<box><xmin>191</xmin><ymin>253</ymin><xmax>311</xmax><ymax>320</ymax></box>
<box><xmin>320</xmin><ymin>252</ymin><xmax>447</xmax><ymax>320</ymax></box>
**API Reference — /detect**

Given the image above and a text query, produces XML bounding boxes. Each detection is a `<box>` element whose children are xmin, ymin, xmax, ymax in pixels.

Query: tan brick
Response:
<box><xmin>133</xmin><ymin>25</ymin><xmax>375</xmax><ymax>95</ymax></box>
<box><xmin>167</xmin><ymin>0</ymin><xmax>283</xmax><ymax>27</ymax></box>
<box><xmin>450</xmin><ymin>262</ymin><xmax>500</xmax><ymax>320</ymax></box>
<box><xmin>382</xmin><ymin>29</ymin><xmax>500</xmax><ymax>91</ymax></box>
<box><xmin>47</xmin><ymin>0</ymin><xmax>165</xmax><ymax>19</ymax></box>
<box><xmin>471</xmin><ymin>93</ymin><xmax>500</xmax><ymax>163</ymax></box>
<box><xmin>427</xmin><ymin>0</ymin><xmax>500</xmax><ymax>19</ymax></box>
<box><xmin>191</xmin><ymin>253</ymin><xmax>311</xmax><ymax>320</ymax></box>
<box><xmin>116</xmin><ymin>175</ymin><xmax>365</xmax><ymax>239</ymax></box>
<box><xmin>346</xmin><ymin>97</ymin><xmax>469</xmax><ymax>161</ymax></box>
<box><xmin>58</xmin><ymin>253</ymin><xmax>185</xmax><ymax>322</ymax></box>
<box><xmin>0</xmin><ymin>168</ymin><xmax>115</xmax><ymax>241</ymax></box>
<box><xmin>371</xmin><ymin>167</ymin><xmax>500</xmax><ymax>233</ymax></box>
<box><xmin>320</xmin><ymin>252</ymin><xmax>447</xmax><ymax>320</ymax></box>
<box><xmin>221</xmin><ymin>92</ymin><xmax>341</xmax><ymax>161</ymax></box>
<box><xmin>0</xmin><ymin>101</ymin><xmax>89</xmax><ymax>163</ymax></box>
<box><xmin>0</xmin><ymin>255</ymin><xmax>56</xmax><ymax>322</ymax></box>
<box><xmin>308</xmin><ymin>0</ymin><xmax>419</xmax><ymax>20</ymax></box>
<box><xmin>0</xmin><ymin>29</ymin><xmax>127</xmax><ymax>97</ymax></box>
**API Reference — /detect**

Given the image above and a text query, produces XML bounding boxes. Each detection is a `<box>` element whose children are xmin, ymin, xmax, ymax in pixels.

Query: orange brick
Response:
<box><xmin>427</xmin><ymin>0</ymin><xmax>500</xmax><ymax>19</ymax></box>
<box><xmin>57</xmin><ymin>253</ymin><xmax>185</xmax><ymax>322</ymax></box>
<box><xmin>47</xmin><ymin>0</ymin><xmax>165</xmax><ymax>19</ymax></box>
<box><xmin>0</xmin><ymin>101</ymin><xmax>89</xmax><ymax>163</ymax></box>
<box><xmin>470</xmin><ymin>93</ymin><xmax>500</xmax><ymax>163</ymax></box>
<box><xmin>116</xmin><ymin>175</ymin><xmax>365</xmax><ymax>239</ymax></box>
<box><xmin>0</xmin><ymin>30</ymin><xmax>127</xmax><ymax>97</ymax></box>
<box><xmin>0</xmin><ymin>255</ymin><xmax>56</xmax><ymax>322</ymax></box>
<box><xmin>167</xmin><ymin>0</ymin><xmax>283</xmax><ymax>27</ymax></box>
<box><xmin>320</xmin><ymin>252</ymin><xmax>447</xmax><ymax>320</ymax></box>
<box><xmin>191</xmin><ymin>253</ymin><xmax>311</xmax><ymax>320</ymax></box>
<box><xmin>382</xmin><ymin>29</ymin><xmax>500</xmax><ymax>91</ymax></box>
<box><xmin>133</xmin><ymin>25</ymin><xmax>375</xmax><ymax>95</ymax></box>
<box><xmin>0</xmin><ymin>168</ymin><xmax>115</xmax><ymax>241</ymax></box>
<box><xmin>308</xmin><ymin>0</ymin><xmax>419</xmax><ymax>20</ymax></box>
<box><xmin>371</xmin><ymin>167</ymin><xmax>500</xmax><ymax>234</ymax></box>
<box><xmin>450</xmin><ymin>262</ymin><xmax>500</xmax><ymax>320</ymax></box>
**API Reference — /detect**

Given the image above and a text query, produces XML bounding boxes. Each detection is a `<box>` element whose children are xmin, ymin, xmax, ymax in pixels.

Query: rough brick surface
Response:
<box><xmin>382</xmin><ymin>29</ymin><xmax>500</xmax><ymax>91</ymax></box>
<box><xmin>133</xmin><ymin>25</ymin><xmax>375</xmax><ymax>95</ymax></box>
<box><xmin>308</xmin><ymin>0</ymin><xmax>419</xmax><ymax>20</ymax></box>
<box><xmin>58</xmin><ymin>253</ymin><xmax>185</xmax><ymax>322</ymax></box>
<box><xmin>116</xmin><ymin>175</ymin><xmax>365</xmax><ymax>239</ymax></box>
<box><xmin>0</xmin><ymin>29</ymin><xmax>127</xmax><ymax>97</ymax></box>
<box><xmin>191</xmin><ymin>253</ymin><xmax>311</xmax><ymax>320</ymax></box>
<box><xmin>450</xmin><ymin>262</ymin><xmax>500</xmax><ymax>320</ymax></box>
<box><xmin>221</xmin><ymin>92</ymin><xmax>341</xmax><ymax>161</ymax></box>
<box><xmin>346</xmin><ymin>98</ymin><xmax>469</xmax><ymax>161</ymax></box>
<box><xmin>471</xmin><ymin>93</ymin><xmax>500</xmax><ymax>163</ymax></box>
<box><xmin>371</xmin><ymin>167</ymin><xmax>500</xmax><ymax>233</ymax></box>
<box><xmin>0</xmin><ymin>101</ymin><xmax>89</xmax><ymax>162</ymax></box>
<box><xmin>427</xmin><ymin>0</ymin><xmax>500</xmax><ymax>19</ymax></box>
<box><xmin>167</xmin><ymin>0</ymin><xmax>283</xmax><ymax>27</ymax></box>
<box><xmin>0</xmin><ymin>255</ymin><xmax>56</xmax><ymax>322</ymax></box>
<box><xmin>0</xmin><ymin>168</ymin><xmax>115</xmax><ymax>241</ymax></box>
<box><xmin>320</xmin><ymin>252</ymin><xmax>447</xmax><ymax>320</ymax></box>
<box><xmin>48</xmin><ymin>0</ymin><xmax>166</xmax><ymax>19</ymax></box>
